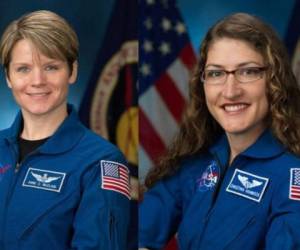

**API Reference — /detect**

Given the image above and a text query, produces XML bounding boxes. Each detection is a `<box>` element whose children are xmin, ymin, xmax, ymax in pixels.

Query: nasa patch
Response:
<box><xmin>0</xmin><ymin>163</ymin><xmax>11</xmax><ymax>182</ymax></box>
<box><xmin>22</xmin><ymin>168</ymin><xmax>66</xmax><ymax>192</ymax></box>
<box><xmin>196</xmin><ymin>161</ymin><xmax>220</xmax><ymax>192</ymax></box>
<box><xmin>226</xmin><ymin>169</ymin><xmax>269</xmax><ymax>202</ymax></box>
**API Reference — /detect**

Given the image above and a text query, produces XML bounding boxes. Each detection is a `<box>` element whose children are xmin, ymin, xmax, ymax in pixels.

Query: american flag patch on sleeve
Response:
<box><xmin>101</xmin><ymin>160</ymin><xmax>130</xmax><ymax>199</ymax></box>
<box><xmin>289</xmin><ymin>168</ymin><xmax>300</xmax><ymax>201</ymax></box>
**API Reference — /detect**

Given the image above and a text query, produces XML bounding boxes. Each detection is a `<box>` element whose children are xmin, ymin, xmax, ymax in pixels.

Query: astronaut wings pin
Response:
<box><xmin>226</xmin><ymin>169</ymin><xmax>269</xmax><ymax>202</ymax></box>
<box><xmin>22</xmin><ymin>168</ymin><xmax>66</xmax><ymax>192</ymax></box>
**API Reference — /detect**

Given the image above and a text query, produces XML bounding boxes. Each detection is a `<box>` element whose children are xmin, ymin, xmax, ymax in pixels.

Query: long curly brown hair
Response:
<box><xmin>145</xmin><ymin>13</ymin><xmax>300</xmax><ymax>188</ymax></box>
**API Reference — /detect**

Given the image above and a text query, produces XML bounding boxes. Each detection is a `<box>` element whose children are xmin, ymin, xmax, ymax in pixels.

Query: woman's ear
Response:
<box><xmin>6</xmin><ymin>71</ymin><xmax>12</xmax><ymax>88</ymax></box>
<box><xmin>69</xmin><ymin>61</ymin><xmax>78</xmax><ymax>84</ymax></box>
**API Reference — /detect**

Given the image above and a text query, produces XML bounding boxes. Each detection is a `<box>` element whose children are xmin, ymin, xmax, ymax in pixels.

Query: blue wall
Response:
<box><xmin>0</xmin><ymin>0</ymin><xmax>297</xmax><ymax>129</ymax></box>
<box><xmin>177</xmin><ymin>0</ymin><xmax>296</xmax><ymax>51</ymax></box>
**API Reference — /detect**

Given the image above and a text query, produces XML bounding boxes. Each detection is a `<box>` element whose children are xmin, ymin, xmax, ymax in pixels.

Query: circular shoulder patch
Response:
<box><xmin>196</xmin><ymin>161</ymin><xmax>220</xmax><ymax>192</ymax></box>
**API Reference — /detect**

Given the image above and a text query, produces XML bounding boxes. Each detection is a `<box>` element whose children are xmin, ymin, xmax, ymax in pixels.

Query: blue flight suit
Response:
<box><xmin>139</xmin><ymin>130</ymin><xmax>300</xmax><ymax>250</ymax></box>
<box><xmin>0</xmin><ymin>105</ymin><xmax>130</xmax><ymax>250</ymax></box>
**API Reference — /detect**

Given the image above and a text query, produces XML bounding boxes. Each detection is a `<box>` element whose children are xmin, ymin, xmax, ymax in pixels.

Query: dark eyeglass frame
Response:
<box><xmin>201</xmin><ymin>66</ymin><xmax>268</xmax><ymax>85</ymax></box>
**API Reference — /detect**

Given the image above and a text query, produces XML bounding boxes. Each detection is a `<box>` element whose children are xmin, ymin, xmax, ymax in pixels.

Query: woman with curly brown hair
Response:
<box><xmin>139</xmin><ymin>13</ymin><xmax>300</xmax><ymax>250</ymax></box>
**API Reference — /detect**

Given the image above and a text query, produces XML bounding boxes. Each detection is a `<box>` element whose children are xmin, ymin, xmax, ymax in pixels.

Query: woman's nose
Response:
<box><xmin>221</xmin><ymin>74</ymin><xmax>242</xmax><ymax>99</ymax></box>
<box><xmin>31</xmin><ymin>68</ymin><xmax>46</xmax><ymax>86</ymax></box>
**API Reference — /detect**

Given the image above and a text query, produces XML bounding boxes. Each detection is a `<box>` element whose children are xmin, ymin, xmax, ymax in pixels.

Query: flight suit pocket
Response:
<box><xmin>109</xmin><ymin>211</ymin><xmax>115</xmax><ymax>241</ymax></box>
<box><xmin>223</xmin><ymin>216</ymin><xmax>256</xmax><ymax>249</ymax></box>
<box><xmin>105</xmin><ymin>210</ymin><xmax>122</xmax><ymax>250</ymax></box>
<box><xmin>17</xmin><ymin>189</ymin><xmax>78</xmax><ymax>240</ymax></box>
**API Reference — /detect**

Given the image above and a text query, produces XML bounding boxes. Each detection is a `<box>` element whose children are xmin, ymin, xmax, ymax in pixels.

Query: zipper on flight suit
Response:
<box><xmin>1</xmin><ymin>143</ymin><xmax>20</xmax><ymax>250</ymax></box>
<box><xmin>198</xmin><ymin>154</ymin><xmax>247</xmax><ymax>249</ymax></box>
<box><xmin>1</xmin><ymin>143</ymin><xmax>39</xmax><ymax>250</ymax></box>
<box><xmin>210</xmin><ymin>154</ymin><xmax>229</xmax><ymax>206</ymax></box>
<box><xmin>15</xmin><ymin>162</ymin><xmax>21</xmax><ymax>173</ymax></box>
<box><xmin>198</xmin><ymin>153</ymin><xmax>230</xmax><ymax>247</ymax></box>
<box><xmin>5</xmin><ymin>150</ymin><xmax>39</xmax><ymax>202</ymax></box>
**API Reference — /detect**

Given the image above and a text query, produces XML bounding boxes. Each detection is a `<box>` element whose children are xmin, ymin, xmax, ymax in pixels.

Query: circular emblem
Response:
<box><xmin>196</xmin><ymin>161</ymin><xmax>220</xmax><ymax>192</ymax></box>
<box><xmin>116</xmin><ymin>106</ymin><xmax>138</xmax><ymax>165</ymax></box>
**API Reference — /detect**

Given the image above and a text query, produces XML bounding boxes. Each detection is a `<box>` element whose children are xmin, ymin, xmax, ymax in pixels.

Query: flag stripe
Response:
<box><xmin>103</xmin><ymin>181</ymin><xmax>130</xmax><ymax>192</ymax></box>
<box><xmin>140</xmin><ymin>86</ymin><xmax>179</xmax><ymax>144</ymax></box>
<box><xmin>291</xmin><ymin>194</ymin><xmax>300</xmax><ymax>199</ymax></box>
<box><xmin>104</xmin><ymin>174</ymin><xmax>129</xmax><ymax>184</ymax></box>
<box><xmin>103</xmin><ymin>184</ymin><xmax>130</xmax><ymax>195</ymax></box>
<box><xmin>119</xmin><ymin>167</ymin><xmax>129</xmax><ymax>175</ymax></box>
<box><xmin>155</xmin><ymin>73</ymin><xmax>186</xmax><ymax>122</ymax></box>
<box><xmin>103</xmin><ymin>184</ymin><xmax>130</xmax><ymax>198</ymax></box>
<box><xmin>180</xmin><ymin>43</ymin><xmax>197</xmax><ymax>70</ymax></box>
<box><xmin>291</xmin><ymin>188</ymin><xmax>300</xmax><ymax>194</ymax></box>
<box><xmin>167</xmin><ymin>59</ymin><xmax>190</xmax><ymax>101</ymax></box>
<box><xmin>104</xmin><ymin>177</ymin><xmax>130</xmax><ymax>190</ymax></box>
<box><xmin>139</xmin><ymin>109</ymin><xmax>167</xmax><ymax>161</ymax></box>
<box><xmin>139</xmin><ymin>146</ymin><xmax>154</xmax><ymax>182</ymax></box>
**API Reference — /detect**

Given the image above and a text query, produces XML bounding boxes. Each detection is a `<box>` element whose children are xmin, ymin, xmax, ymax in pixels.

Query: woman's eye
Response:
<box><xmin>239</xmin><ymin>67</ymin><xmax>260</xmax><ymax>76</ymax></box>
<box><xmin>207</xmin><ymin>70</ymin><xmax>224</xmax><ymax>78</ymax></box>
<box><xmin>45</xmin><ymin>65</ymin><xmax>59</xmax><ymax>71</ymax></box>
<box><xmin>16</xmin><ymin>66</ymin><xmax>30</xmax><ymax>73</ymax></box>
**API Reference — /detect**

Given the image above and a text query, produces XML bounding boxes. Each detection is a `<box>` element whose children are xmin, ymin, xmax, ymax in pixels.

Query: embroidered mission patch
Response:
<box><xmin>289</xmin><ymin>168</ymin><xmax>300</xmax><ymax>201</ymax></box>
<box><xmin>101</xmin><ymin>160</ymin><xmax>130</xmax><ymax>199</ymax></box>
<box><xmin>226</xmin><ymin>169</ymin><xmax>269</xmax><ymax>202</ymax></box>
<box><xmin>196</xmin><ymin>160</ymin><xmax>220</xmax><ymax>192</ymax></box>
<box><xmin>22</xmin><ymin>168</ymin><xmax>66</xmax><ymax>192</ymax></box>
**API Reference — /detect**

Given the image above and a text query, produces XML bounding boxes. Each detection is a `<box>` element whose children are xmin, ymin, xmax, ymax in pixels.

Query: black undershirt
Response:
<box><xmin>18</xmin><ymin>137</ymin><xmax>49</xmax><ymax>163</ymax></box>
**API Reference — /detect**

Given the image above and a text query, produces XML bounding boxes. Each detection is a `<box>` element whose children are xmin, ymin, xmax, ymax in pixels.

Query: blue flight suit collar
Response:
<box><xmin>209</xmin><ymin>129</ymin><xmax>285</xmax><ymax>165</ymax></box>
<box><xmin>240</xmin><ymin>129</ymin><xmax>285</xmax><ymax>159</ymax></box>
<box><xmin>3</xmin><ymin>104</ymin><xmax>85</xmax><ymax>155</ymax></box>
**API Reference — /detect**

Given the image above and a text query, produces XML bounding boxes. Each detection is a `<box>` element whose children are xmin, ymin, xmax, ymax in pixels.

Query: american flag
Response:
<box><xmin>290</xmin><ymin>168</ymin><xmax>300</xmax><ymax>201</ymax></box>
<box><xmin>139</xmin><ymin>0</ymin><xmax>196</xmax><ymax>182</ymax></box>
<box><xmin>101</xmin><ymin>160</ymin><xmax>130</xmax><ymax>199</ymax></box>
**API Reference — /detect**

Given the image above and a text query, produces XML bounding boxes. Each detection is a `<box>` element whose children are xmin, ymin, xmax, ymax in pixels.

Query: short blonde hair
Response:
<box><xmin>0</xmin><ymin>10</ymin><xmax>79</xmax><ymax>73</ymax></box>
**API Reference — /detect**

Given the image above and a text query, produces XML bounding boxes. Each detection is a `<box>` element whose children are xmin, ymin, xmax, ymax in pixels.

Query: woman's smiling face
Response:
<box><xmin>203</xmin><ymin>38</ymin><xmax>269</xmax><ymax>139</ymax></box>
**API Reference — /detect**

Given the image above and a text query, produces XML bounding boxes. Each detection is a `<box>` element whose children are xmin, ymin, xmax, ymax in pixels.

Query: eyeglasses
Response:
<box><xmin>201</xmin><ymin>66</ymin><xmax>268</xmax><ymax>85</ymax></box>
